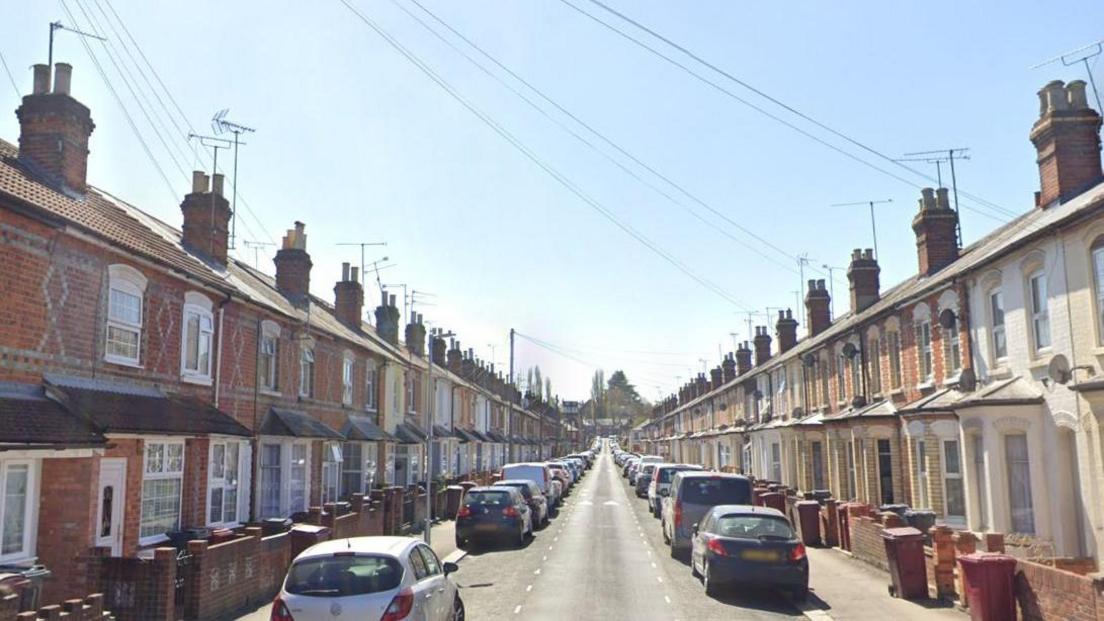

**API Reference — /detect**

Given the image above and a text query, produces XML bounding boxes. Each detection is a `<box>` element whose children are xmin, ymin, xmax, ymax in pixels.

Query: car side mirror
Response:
<box><xmin>443</xmin><ymin>561</ymin><xmax>459</xmax><ymax>575</ymax></box>
<box><xmin>691</xmin><ymin>524</ymin><xmax>699</xmax><ymax>536</ymax></box>
<box><xmin>659</xmin><ymin>489</ymin><xmax>670</xmax><ymax>497</ymax></box>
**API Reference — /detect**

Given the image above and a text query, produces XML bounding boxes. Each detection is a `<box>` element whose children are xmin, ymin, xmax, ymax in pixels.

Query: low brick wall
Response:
<box><xmin>97</xmin><ymin>548</ymin><xmax>175</xmax><ymax>621</ymax></box>
<box><xmin>4</xmin><ymin>593</ymin><xmax>112</xmax><ymax>621</ymax></box>
<box><xmin>255</xmin><ymin>532</ymin><xmax>291</xmax><ymax>603</ymax></box>
<box><xmin>1015</xmin><ymin>558</ymin><xmax>1104</xmax><ymax>621</ymax></box>
<box><xmin>185</xmin><ymin>533</ymin><xmax>263</xmax><ymax>621</ymax></box>
<box><xmin>848</xmin><ymin>515</ymin><xmax>890</xmax><ymax>572</ymax></box>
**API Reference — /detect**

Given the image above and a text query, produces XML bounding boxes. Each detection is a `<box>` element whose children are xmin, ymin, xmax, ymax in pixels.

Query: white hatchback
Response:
<box><xmin>271</xmin><ymin>536</ymin><xmax>464</xmax><ymax>621</ymax></box>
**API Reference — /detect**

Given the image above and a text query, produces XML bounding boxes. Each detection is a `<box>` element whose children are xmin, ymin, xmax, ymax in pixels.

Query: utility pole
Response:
<box><xmin>509</xmin><ymin>328</ymin><xmax>515</xmax><ymax>461</ymax></box>
<box><xmin>423</xmin><ymin>327</ymin><xmax>453</xmax><ymax>544</ymax></box>
<box><xmin>830</xmin><ymin>199</ymin><xmax>893</xmax><ymax>260</ymax></box>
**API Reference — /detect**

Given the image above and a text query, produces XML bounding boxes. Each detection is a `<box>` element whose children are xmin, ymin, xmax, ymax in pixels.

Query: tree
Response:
<box><xmin>607</xmin><ymin>370</ymin><xmax>648</xmax><ymax>427</ymax></box>
<box><xmin>590</xmin><ymin>370</ymin><xmax>607</xmax><ymax>425</ymax></box>
<box><xmin>545</xmin><ymin>377</ymin><xmax>552</xmax><ymax>403</ymax></box>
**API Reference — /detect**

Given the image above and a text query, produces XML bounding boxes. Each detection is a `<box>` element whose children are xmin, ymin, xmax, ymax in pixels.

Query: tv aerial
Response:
<box><xmin>211</xmin><ymin>109</ymin><xmax>256</xmax><ymax>250</ymax></box>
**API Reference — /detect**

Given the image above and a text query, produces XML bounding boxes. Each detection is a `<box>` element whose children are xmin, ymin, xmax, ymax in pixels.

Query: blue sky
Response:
<box><xmin>1</xmin><ymin>1</ymin><xmax>1102</xmax><ymax>401</ymax></box>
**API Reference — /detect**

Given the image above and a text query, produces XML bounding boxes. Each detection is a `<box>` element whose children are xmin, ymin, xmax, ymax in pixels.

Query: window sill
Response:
<box><xmin>1028</xmin><ymin>356</ymin><xmax>1051</xmax><ymax>371</ymax></box>
<box><xmin>916</xmin><ymin>381</ymin><xmax>935</xmax><ymax>391</ymax></box>
<box><xmin>181</xmin><ymin>374</ymin><xmax>213</xmax><ymax>386</ymax></box>
<box><xmin>104</xmin><ymin>356</ymin><xmax>143</xmax><ymax>369</ymax></box>
<box><xmin>138</xmin><ymin>534</ymin><xmax>170</xmax><ymax>548</ymax></box>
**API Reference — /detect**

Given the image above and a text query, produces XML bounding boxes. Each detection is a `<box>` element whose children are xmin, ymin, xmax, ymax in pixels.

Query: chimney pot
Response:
<box><xmin>180</xmin><ymin>169</ymin><xmax>230</xmax><ymax>265</ymax></box>
<box><xmin>32</xmin><ymin>64</ymin><xmax>50</xmax><ymax>95</ymax></box>
<box><xmin>191</xmin><ymin>171</ymin><xmax>209</xmax><ymax>193</ymax></box>
<box><xmin>52</xmin><ymin>63</ymin><xmax>72</xmax><ymax>95</ymax></box>
<box><xmin>1068</xmin><ymin>80</ymin><xmax>1089</xmax><ymax>110</ymax></box>
<box><xmin>912</xmin><ymin>187</ymin><xmax>960</xmax><ymax>275</ymax></box>
<box><xmin>389</xmin><ymin>294</ymin><xmax>396</xmax><ymax>307</ymax></box>
<box><xmin>211</xmin><ymin>173</ymin><xmax>224</xmax><ymax>196</ymax></box>
<box><xmin>341</xmin><ymin>262</ymin><xmax>351</xmax><ymax>281</ymax></box>
<box><xmin>1030</xmin><ymin>79</ymin><xmax>1103</xmax><ymax>208</ymax></box>
<box><xmin>274</xmin><ymin>221</ymin><xmax>312</xmax><ymax>301</ymax></box>
<box><xmin>350</xmin><ymin>266</ymin><xmax>359</xmax><ymax>282</ymax></box>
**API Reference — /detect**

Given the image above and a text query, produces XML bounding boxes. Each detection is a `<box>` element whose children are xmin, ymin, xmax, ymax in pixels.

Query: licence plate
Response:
<box><xmin>741</xmin><ymin>549</ymin><xmax>780</xmax><ymax>562</ymax></box>
<box><xmin>475</xmin><ymin>523</ymin><xmax>498</xmax><ymax>532</ymax></box>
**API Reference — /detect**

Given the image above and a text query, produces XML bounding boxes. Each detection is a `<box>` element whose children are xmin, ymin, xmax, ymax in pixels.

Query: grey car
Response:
<box><xmin>661</xmin><ymin>472</ymin><xmax>752</xmax><ymax>560</ymax></box>
<box><xmin>634</xmin><ymin>463</ymin><xmax>657</xmax><ymax>498</ymax></box>
<box><xmin>648</xmin><ymin>464</ymin><xmax>703</xmax><ymax>516</ymax></box>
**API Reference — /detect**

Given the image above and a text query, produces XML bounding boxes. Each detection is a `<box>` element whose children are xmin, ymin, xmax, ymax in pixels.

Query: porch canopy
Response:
<box><xmin>45</xmin><ymin>374</ymin><xmax>250</xmax><ymax>437</ymax></box>
<box><xmin>343</xmin><ymin>415</ymin><xmax>397</xmax><ymax>442</ymax></box>
<box><xmin>261</xmin><ymin>407</ymin><xmax>343</xmax><ymax>439</ymax></box>
<box><xmin>454</xmin><ymin>428</ymin><xmax>480</xmax><ymax>443</ymax></box>
<box><xmin>0</xmin><ymin>381</ymin><xmax>106</xmax><ymax>448</ymax></box>
<box><xmin>432</xmin><ymin>424</ymin><xmax>456</xmax><ymax>439</ymax></box>
<box><xmin>486</xmin><ymin>431</ymin><xmax>509</xmax><ymax>443</ymax></box>
<box><xmin>393</xmin><ymin>422</ymin><xmax>428</xmax><ymax>444</ymax></box>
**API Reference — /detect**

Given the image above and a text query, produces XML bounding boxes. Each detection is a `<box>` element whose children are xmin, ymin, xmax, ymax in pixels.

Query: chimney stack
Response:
<box><xmin>735</xmin><ymin>342</ymin><xmax>753</xmax><ymax>376</ymax></box>
<box><xmin>695</xmin><ymin>373</ymin><xmax>708</xmax><ymax>395</ymax></box>
<box><xmin>912</xmin><ymin>188</ymin><xmax>959</xmax><ymax>276</ymax></box>
<box><xmin>374</xmin><ymin>291</ymin><xmax>400</xmax><ymax>345</ymax></box>
<box><xmin>334</xmin><ymin>263</ymin><xmax>364</xmax><ymax>329</ymax></box>
<box><xmin>274</xmin><ymin>222</ymin><xmax>312</xmax><ymax>304</ymax></box>
<box><xmin>405</xmin><ymin>313</ymin><xmax>427</xmax><ymax>357</ymax></box>
<box><xmin>753</xmin><ymin>326</ymin><xmax>772</xmax><ymax>366</ymax></box>
<box><xmin>447</xmin><ymin>340</ymin><xmax>463</xmax><ymax>374</ymax></box>
<box><xmin>847</xmin><ymin>248</ymin><xmax>881</xmax><ymax>314</ymax></box>
<box><xmin>722</xmin><ymin>353</ymin><xmax>737</xmax><ymax>382</ymax></box>
<box><xmin>709</xmin><ymin>366</ymin><xmax>723</xmax><ymax>389</ymax></box>
<box><xmin>179</xmin><ymin>171</ymin><xmax>232</xmax><ymax>265</ymax></box>
<box><xmin>1030</xmin><ymin>79</ymin><xmax>1103</xmax><ymax>208</ymax></box>
<box><xmin>17</xmin><ymin>63</ymin><xmax>95</xmax><ymax>195</ymax></box>
<box><xmin>430</xmin><ymin>331</ymin><xmax>448</xmax><ymax>366</ymax></box>
<box><xmin>775</xmin><ymin>309</ymin><xmax>798</xmax><ymax>354</ymax></box>
<box><xmin>805</xmin><ymin>279</ymin><xmax>832</xmax><ymax>336</ymax></box>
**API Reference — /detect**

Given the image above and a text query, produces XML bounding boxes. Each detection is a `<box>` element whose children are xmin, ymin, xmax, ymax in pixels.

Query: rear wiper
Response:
<box><xmin>756</xmin><ymin>534</ymin><xmax>791</xmax><ymax>541</ymax></box>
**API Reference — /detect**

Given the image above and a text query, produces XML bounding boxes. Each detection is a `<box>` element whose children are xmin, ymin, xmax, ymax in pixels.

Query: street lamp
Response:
<box><xmin>424</xmin><ymin>327</ymin><xmax>454</xmax><ymax>544</ymax></box>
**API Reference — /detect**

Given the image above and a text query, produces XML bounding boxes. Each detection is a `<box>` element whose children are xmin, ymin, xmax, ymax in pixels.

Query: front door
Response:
<box><xmin>96</xmin><ymin>458</ymin><xmax>127</xmax><ymax>555</ymax></box>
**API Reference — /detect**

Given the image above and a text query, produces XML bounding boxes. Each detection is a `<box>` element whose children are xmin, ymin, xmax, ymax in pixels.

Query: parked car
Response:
<box><xmin>662</xmin><ymin>472</ymin><xmax>752</xmax><ymax>559</ymax></box>
<box><xmin>271</xmin><ymin>536</ymin><xmax>463</xmax><ymax>621</ymax></box>
<box><xmin>549</xmin><ymin>478</ymin><xmax>564</xmax><ymax>507</ymax></box>
<box><xmin>634</xmin><ymin>464</ymin><xmax>658</xmax><ymax>497</ymax></box>
<box><xmin>455</xmin><ymin>486</ymin><xmax>532</xmax><ymax>549</ymax></box>
<box><xmin>623</xmin><ymin>456</ymin><xmax>640</xmax><ymax>478</ymax></box>
<box><xmin>547</xmin><ymin>463</ymin><xmax>573</xmax><ymax>491</ymax></box>
<box><xmin>496</xmin><ymin>479</ymin><xmax>549</xmax><ymax>528</ymax></box>
<box><xmin>648</xmin><ymin>464</ymin><xmax>703</xmax><ymax>517</ymax></box>
<box><xmin>689</xmin><ymin>505</ymin><xmax>808</xmax><ymax>601</ymax></box>
<box><xmin>501</xmin><ymin>462</ymin><xmax>557</xmax><ymax>506</ymax></box>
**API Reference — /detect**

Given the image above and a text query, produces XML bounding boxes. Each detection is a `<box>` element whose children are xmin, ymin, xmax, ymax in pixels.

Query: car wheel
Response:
<box><xmin>690</xmin><ymin>555</ymin><xmax>702</xmax><ymax>579</ymax></box>
<box><xmin>669</xmin><ymin>544</ymin><xmax>679</xmax><ymax>559</ymax></box>
<box><xmin>662</xmin><ymin>523</ymin><xmax>670</xmax><ymax>545</ymax></box>
<box><xmin>703</xmin><ymin>561</ymin><xmax>719</xmax><ymax>597</ymax></box>
<box><xmin>451</xmin><ymin>594</ymin><xmax>465</xmax><ymax>621</ymax></box>
<box><xmin>517</xmin><ymin>525</ymin><xmax>525</xmax><ymax>548</ymax></box>
<box><xmin>791</xmin><ymin>584</ymin><xmax>809</xmax><ymax>603</ymax></box>
<box><xmin>455</xmin><ymin>537</ymin><xmax>467</xmax><ymax>550</ymax></box>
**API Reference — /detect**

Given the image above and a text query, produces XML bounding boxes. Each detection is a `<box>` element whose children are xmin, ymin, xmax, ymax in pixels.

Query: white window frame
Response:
<box><xmin>321</xmin><ymin>442</ymin><xmax>343</xmax><ymax>505</ymax></box>
<box><xmin>299</xmin><ymin>347</ymin><xmax>315</xmax><ymax>398</ymax></box>
<box><xmin>1028</xmin><ymin>272</ymin><xmax>1051</xmax><ymax>352</ymax></box>
<box><xmin>364</xmin><ymin>361</ymin><xmax>378</xmax><ymax>412</ymax></box>
<box><xmin>1093</xmin><ymin>242</ymin><xmax>1104</xmax><ymax>345</ymax></box>
<box><xmin>104</xmin><ymin>264</ymin><xmax>147</xmax><ymax>367</ymax></box>
<box><xmin>868</xmin><ymin>337</ymin><xmax>882</xmax><ymax>395</ymax></box>
<box><xmin>207</xmin><ymin>439</ymin><xmax>250</xmax><ymax>528</ymax></box>
<box><xmin>887</xmin><ymin>331</ymin><xmax>902</xmax><ymax>390</ymax></box>
<box><xmin>941</xmin><ymin>439</ymin><xmax>966</xmax><ymax>523</ymax></box>
<box><xmin>256</xmin><ymin>438</ymin><xmax>312</xmax><ymax>519</ymax></box>
<box><xmin>0</xmin><ymin>460</ymin><xmax>38</xmax><ymax>563</ymax></box>
<box><xmin>913</xmin><ymin>439</ymin><xmax>929</xmax><ymax>509</ymax></box>
<box><xmin>943</xmin><ymin>324</ymin><xmax>961</xmax><ymax>379</ymax></box>
<box><xmin>259</xmin><ymin>320</ymin><xmax>280</xmax><ymax>393</ymax></box>
<box><xmin>342</xmin><ymin>354</ymin><xmax>355</xmax><ymax>406</ymax></box>
<box><xmin>140</xmin><ymin>439</ymin><xmax>186</xmax><ymax>545</ymax></box>
<box><xmin>916</xmin><ymin>321</ymin><xmax>933</xmax><ymax>384</ymax></box>
<box><xmin>989</xmin><ymin>290</ymin><xmax>1007</xmax><ymax>362</ymax></box>
<box><xmin>181</xmin><ymin>293</ymin><xmax>214</xmax><ymax>383</ymax></box>
<box><xmin>406</xmin><ymin>374</ymin><xmax>417</xmax><ymax>415</ymax></box>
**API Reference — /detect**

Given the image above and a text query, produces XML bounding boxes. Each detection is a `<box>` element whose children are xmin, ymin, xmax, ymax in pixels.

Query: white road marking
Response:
<box><xmin>602</xmin><ymin>500</ymin><xmax>619</xmax><ymax>506</ymax></box>
<box><xmin>664</xmin><ymin>595</ymin><xmax>671</xmax><ymax>604</ymax></box>
<box><xmin>514</xmin><ymin>605</ymin><xmax>522</xmax><ymax>614</ymax></box>
<box><xmin>526</xmin><ymin>584</ymin><xmax>533</xmax><ymax>592</ymax></box>
<box><xmin>656</xmin><ymin>576</ymin><xmax>663</xmax><ymax>583</ymax></box>
<box><xmin>650</xmin><ymin>562</ymin><xmax>656</xmax><ymax>568</ymax></box>
<box><xmin>534</xmin><ymin>568</ymin><xmax>541</xmax><ymax>575</ymax></box>
<box><xmin>542</xmin><ymin>556</ymin><xmax>547</xmax><ymax>562</ymax></box>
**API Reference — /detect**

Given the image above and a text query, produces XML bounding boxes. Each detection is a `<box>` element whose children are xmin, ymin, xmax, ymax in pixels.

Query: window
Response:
<box><xmin>943</xmin><ymin>324</ymin><xmax>961</xmax><ymax>378</ymax></box>
<box><xmin>259</xmin><ymin>440</ymin><xmax>311</xmax><ymax>519</ymax></box>
<box><xmin>877</xmin><ymin>439</ymin><xmax>894</xmax><ymax>505</ymax></box>
<box><xmin>836</xmin><ymin>357</ymin><xmax>846</xmax><ymax>401</ymax></box>
<box><xmin>942</xmin><ymin>440</ymin><xmax>965</xmax><ymax>520</ymax></box>
<box><xmin>1095</xmin><ymin>243</ymin><xmax>1104</xmax><ymax>343</ymax></box>
<box><xmin>290</xmin><ymin>444</ymin><xmax>308</xmax><ymax>513</ymax></box>
<box><xmin>260</xmin><ymin>322</ymin><xmax>279</xmax><ymax>392</ymax></box>
<box><xmin>811</xmin><ymin>442</ymin><xmax>825</xmax><ymax>490</ymax></box>
<box><xmin>972</xmin><ymin>435</ymin><xmax>988</xmax><ymax>529</ymax></box>
<box><xmin>1005</xmin><ymin>434</ymin><xmax>1035</xmax><ymax>534</ymax></box>
<box><xmin>260</xmin><ymin>444</ymin><xmax>281</xmax><ymax>518</ymax></box>
<box><xmin>868</xmin><ymin>337</ymin><xmax>881</xmax><ymax>395</ymax></box>
<box><xmin>392</xmin><ymin>374</ymin><xmax>401</xmax><ymax>416</ymax></box>
<box><xmin>364</xmin><ymin>362</ymin><xmax>378</xmax><ymax>411</ymax></box>
<box><xmin>850</xmin><ymin>356</ymin><xmax>862</xmax><ymax>400</ymax></box>
<box><xmin>105</xmin><ymin>265</ymin><xmax>147</xmax><ymax>365</ymax></box>
<box><xmin>887</xmin><ymin>331</ymin><xmax>902</xmax><ymax>389</ymax></box>
<box><xmin>846</xmin><ymin>442</ymin><xmax>856</xmax><ymax>499</ymax></box>
<box><xmin>322</xmin><ymin>443</ymin><xmax>342</xmax><ymax>504</ymax></box>
<box><xmin>913</xmin><ymin>440</ymin><xmax>929</xmax><ymax>509</ymax></box>
<box><xmin>820</xmin><ymin>359</ymin><xmax>830</xmax><ymax>405</ymax></box>
<box><xmin>341</xmin><ymin>442</ymin><xmax>364</xmax><ymax>498</ymax></box>
<box><xmin>770</xmin><ymin>443</ymin><xmax>781</xmax><ymax>482</ymax></box>
<box><xmin>916</xmin><ymin>322</ymin><xmax>933</xmax><ymax>383</ymax></box>
<box><xmin>406</xmin><ymin>375</ymin><xmax>417</xmax><ymax>414</ymax></box>
<box><xmin>342</xmin><ymin>356</ymin><xmax>354</xmax><ymax>406</ymax></box>
<box><xmin>141</xmin><ymin>441</ymin><xmax>185</xmax><ymax>541</ymax></box>
<box><xmin>989</xmin><ymin>291</ymin><xmax>1007</xmax><ymax>361</ymax></box>
<box><xmin>1029</xmin><ymin>272</ymin><xmax>1050</xmax><ymax>351</ymax></box>
<box><xmin>208</xmin><ymin>441</ymin><xmax>246</xmax><ymax>526</ymax></box>
<box><xmin>181</xmin><ymin>296</ymin><xmax>214</xmax><ymax>379</ymax></box>
<box><xmin>0</xmin><ymin>461</ymin><xmax>35</xmax><ymax>560</ymax></box>
<box><xmin>299</xmin><ymin>348</ymin><xmax>315</xmax><ymax>398</ymax></box>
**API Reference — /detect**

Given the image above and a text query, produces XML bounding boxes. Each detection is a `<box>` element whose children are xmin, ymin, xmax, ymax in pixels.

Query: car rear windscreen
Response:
<box><xmin>465</xmin><ymin>491</ymin><xmax>512</xmax><ymax>505</ymax></box>
<box><xmin>679</xmin><ymin>477</ymin><xmax>751</xmax><ymax>504</ymax></box>
<box><xmin>285</xmin><ymin>555</ymin><xmax>402</xmax><ymax>597</ymax></box>
<box><xmin>714</xmin><ymin>515</ymin><xmax>795</xmax><ymax>540</ymax></box>
<box><xmin>658</xmin><ymin>467</ymin><xmax>693</xmax><ymax>484</ymax></box>
<box><xmin>498</xmin><ymin>483</ymin><xmax>531</xmax><ymax>498</ymax></box>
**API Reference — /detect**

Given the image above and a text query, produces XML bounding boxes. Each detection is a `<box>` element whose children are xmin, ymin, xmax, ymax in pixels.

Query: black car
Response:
<box><xmin>495</xmin><ymin>479</ymin><xmax>550</xmax><ymax>528</ymax></box>
<box><xmin>455</xmin><ymin>486</ymin><xmax>533</xmax><ymax>550</ymax></box>
<box><xmin>689</xmin><ymin>505</ymin><xmax>808</xmax><ymax>601</ymax></box>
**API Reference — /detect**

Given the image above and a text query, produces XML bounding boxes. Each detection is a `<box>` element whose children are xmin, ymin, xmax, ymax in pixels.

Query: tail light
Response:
<box><xmin>270</xmin><ymin>597</ymin><xmax>294</xmax><ymax>621</ymax></box>
<box><xmin>457</xmin><ymin>505</ymin><xmax>472</xmax><ymax>518</ymax></box>
<box><xmin>380</xmin><ymin>587</ymin><xmax>414</xmax><ymax>621</ymax></box>
<box><xmin>706</xmin><ymin>537</ymin><xmax>728</xmax><ymax>557</ymax></box>
<box><xmin>503</xmin><ymin>505</ymin><xmax>520</xmax><ymax>518</ymax></box>
<box><xmin>673</xmin><ymin>502</ymin><xmax>683</xmax><ymax>529</ymax></box>
<box><xmin>790</xmin><ymin>542</ymin><xmax>807</xmax><ymax>562</ymax></box>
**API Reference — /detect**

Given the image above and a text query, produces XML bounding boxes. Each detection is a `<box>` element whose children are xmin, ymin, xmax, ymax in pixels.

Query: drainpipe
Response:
<box><xmin>1059</xmin><ymin>229</ymin><xmax>1090</xmax><ymax>556</ymax></box>
<box><xmin>213</xmin><ymin>294</ymin><xmax>231</xmax><ymax>407</ymax></box>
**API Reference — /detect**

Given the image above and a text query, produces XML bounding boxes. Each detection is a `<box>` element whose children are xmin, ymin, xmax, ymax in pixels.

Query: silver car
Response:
<box><xmin>648</xmin><ymin>464</ymin><xmax>703</xmax><ymax>516</ymax></box>
<box><xmin>272</xmin><ymin>536</ymin><xmax>464</xmax><ymax>621</ymax></box>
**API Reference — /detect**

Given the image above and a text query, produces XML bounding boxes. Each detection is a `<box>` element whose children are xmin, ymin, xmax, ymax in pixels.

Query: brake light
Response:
<box><xmin>380</xmin><ymin>587</ymin><xmax>414</xmax><ymax>621</ymax></box>
<box><xmin>457</xmin><ymin>505</ymin><xmax>472</xmax><ymax>518</ymax></box>
<box><xmin>503</xmin><ymin>505</ymin><xmax>520</xmax><ymax>518</ymax></box>
<box><xmin>706</xmin><ymin>537</ymin><xmax>728</xmax><ymax>557</ymax></box>
<box><xmin>673</xmin><ymin>502</ymin><xmax>683</xmax><ymax>528</ymax></box>
<box><xmin>790</xmin><ymin>542</ymin><xmax>807</xmax><ymax>562</ymax></box>
<box><xmin>270</xmin><ymin>597</ymin><xmax>294</xmax><ymax>621</ymax></box>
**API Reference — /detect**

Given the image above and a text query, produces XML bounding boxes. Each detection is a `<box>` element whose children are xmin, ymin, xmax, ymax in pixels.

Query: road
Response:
<box><xmin>456</xmin><ymin>449</ymin><xmax>804</xmax><ymax>620</ymax></box>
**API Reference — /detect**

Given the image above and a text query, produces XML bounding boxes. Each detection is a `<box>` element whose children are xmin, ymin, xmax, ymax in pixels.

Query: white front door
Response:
<box><xmin>96</xmin><ymin>458</ymin><xmax>127</xmax><ymax>555</ymax></box>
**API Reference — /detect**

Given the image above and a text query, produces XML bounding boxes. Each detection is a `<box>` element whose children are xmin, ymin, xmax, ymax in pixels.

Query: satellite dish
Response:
<box><xmin>939</xmin><ymin>308</ymin><xmax>957</xmax><ymax>330</ymax></box>
<box><xmin>719</xmin><ymin>402</ymin><xmax>728</xmax><ymax>411</ymax></box>
<box><xmin>958</xmin><ymin>367</ymin><xmax>977</xmax><ymax>392</ymax></box>
<box><xmin>1047</xmin><ymin>354</ymin><xmax>1072</xmax><ymax>385</ymax></box>
<box><xmin>842</xmin><ymin>343</ymin><xmax>858</xmax><ymax>359</ymax></box>
<box><xmin>802</xmin><ymin>353</ymin><xmax>817</xmax><ymax>367</ymax></box>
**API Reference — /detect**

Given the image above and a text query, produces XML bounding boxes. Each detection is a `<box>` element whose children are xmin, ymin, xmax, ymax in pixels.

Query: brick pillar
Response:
<box><xmin>984</xmin><ymin>532</ymin><xmax>1005</xmax><ymax>553</ymax></box>
<box><xmin>62</xmin><ymin>598</ymin><xmax>86</xmax><ymax>621</ymax></box>
<box><xmin>153</xmin><ymin>547</ymin><xmax>178</xmax><ymax>621</ymax></box>
<box><xmin>953</xmin><ymin>531</ymin><xmax>979</xmax><ymax>608</ymax></box>
<box><xmin>185</xmin><ymin>540</ymin><xmax>208</xmax><ymax>621</ymax></box>
<box><xmin>36</xmin><ymin>605</ymin><xmax>62</xmax><ymax>621</ymax></box>
<box><xmin>823</xmin><ymin>499</ymin><xmax>840</xmax><ymax>547</ymax></box>
<box><xmin>930</xmin><ymin>525</ymin><xmax>956</xmax><ymax>599</ymax></box>
<box><xmin>84</xmin><ymin>593</ymin><xmax>104</xmax><ymax>618</ymax></box>
<box><xmin>880</xmin><ymin>511</ymin><xmax>905</xmax><ymax>529</ymax></box>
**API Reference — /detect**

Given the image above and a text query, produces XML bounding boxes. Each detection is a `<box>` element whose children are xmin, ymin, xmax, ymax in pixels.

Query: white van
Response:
<box><xmin>501</xmin><ymin>463</ymin><xmax>557</xmax><ymax>505</ymax></box>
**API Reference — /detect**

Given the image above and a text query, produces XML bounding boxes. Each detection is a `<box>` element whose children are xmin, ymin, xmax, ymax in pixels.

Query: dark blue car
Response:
<box><xmin>689</xmin><ymin>505</ymin><xmax>809</xmax><ymax>601</ymax></box>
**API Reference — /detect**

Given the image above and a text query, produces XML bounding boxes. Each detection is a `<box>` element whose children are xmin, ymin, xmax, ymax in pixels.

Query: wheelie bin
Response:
<box><xmin>795</xmin><ymin>500</ymin><xmax>822</xmax><ymax>546</ymax></box>
<box><xmin>958</xmin><ymin>553</ymin><xmax>1016</xmax><ymax>621</ymax></box>
<box><xmin>882</xmin><ymin>526</ymin><xmax>928</xmax><ymax>600</ymax></box>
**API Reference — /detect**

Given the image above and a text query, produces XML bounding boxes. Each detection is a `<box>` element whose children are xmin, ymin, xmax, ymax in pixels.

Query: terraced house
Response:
<box><xmin>0</xmin><ymin>62</ymin><xmax>570</xmax><ymax>609</ymax></box>
<box><xmin>646</xmin><ymin>78</ymin><xmax>1104</xmax><ymax>566</ymax></box>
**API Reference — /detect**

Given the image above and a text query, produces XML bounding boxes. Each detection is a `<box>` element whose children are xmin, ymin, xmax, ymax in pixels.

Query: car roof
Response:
<box><xmin>497</xmin><ymin>479</ymin><xmax>537</xmax><ymax>487</ymax></box>
<box><xmin>297</xmin><ymin>536</ymin><xmax>416</xmax><ymax>560</ymax></box>
<box><xmin>503</xmin><ymin>463</ymin><xmax>546</xmax><ymax>468</ymax></box>
<box><xmin>657</xmin><ymin>463</ymin><xmax>702</xmax><ymax>470</ymax></box>
<box><xmin>674</xmin><ymin>471</ymin><xmax>749</xmax><ymax>480</ymax></box>
<box><xmin>470</xmin><ymin>485</ymin><xmax>517</xmax><ymax>493</ymax></box>
<box><xmin>709</xmin><ymin>504</ymin><xmax>787</xmax><ymax>519</ymax></box>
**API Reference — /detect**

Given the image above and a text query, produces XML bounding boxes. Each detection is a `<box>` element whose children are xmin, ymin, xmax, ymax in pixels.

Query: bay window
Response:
<box><xmin>141</xmin><ymin>440</ymin><xmax>185</xmax><ymax>542</ymax></box>
<box><xmin>941</xmin><ymin>439</ymin><xmax>966</xmax><ymax>521</ymax></box>
<box><xmin>258</xmin><ymin>440</ymin><xmax>311</xmax><ymax>519</ymax></box>
<box><xmin>322</xmin><ymin>443</ymin><xmax>342</xmax><ymax>504</ymax></box>
<box><xmin>913</xmin><ymin>440</ymin><xmax>929</xmax><ymax>509</ymax></box>
<box><xmin>1005</xmin><ymin>434</ymin><xmax>1035</xmax><ymax>534</ymax></box>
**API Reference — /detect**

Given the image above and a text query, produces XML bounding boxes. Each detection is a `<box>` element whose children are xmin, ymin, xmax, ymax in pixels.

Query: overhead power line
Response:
<box><xmin>0</xmin><ymin>48</ymin><xmax>20</xmax><ymax>99</ymax></box>
<box><xmin>337</xmin><ymin>0</ymin><xmax>752</xmax><ymax>312</ymax></box>
<box><xmin>561</xmin><ymin>0</ymin><xmax>1017</xmax><ymax>223</ymax></box>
